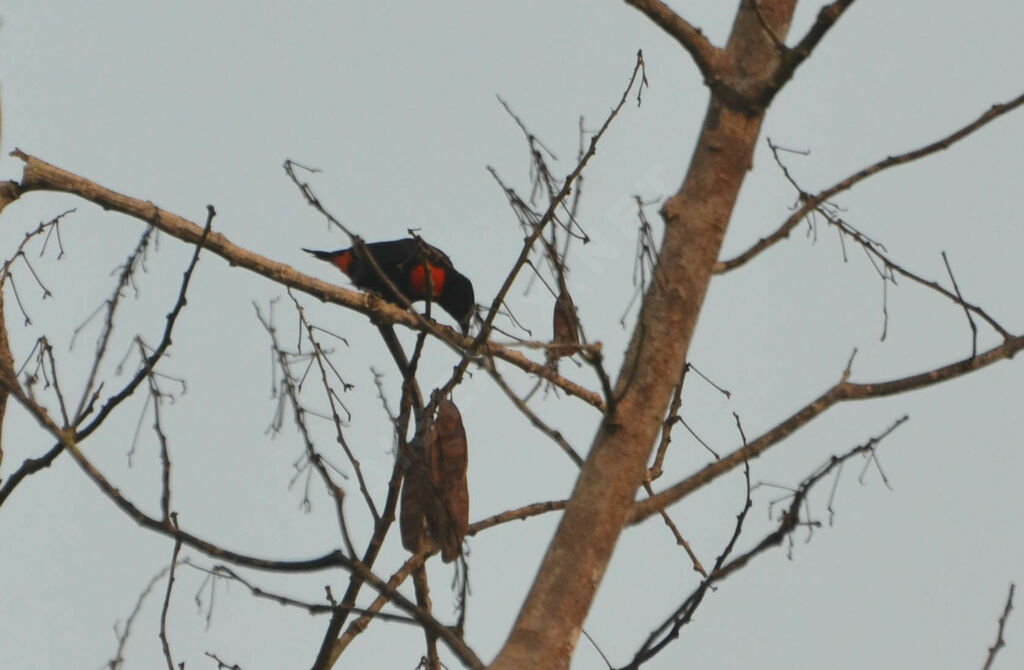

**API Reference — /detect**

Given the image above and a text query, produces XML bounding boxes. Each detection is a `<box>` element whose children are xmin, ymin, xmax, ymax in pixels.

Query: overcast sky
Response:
<box><xmin>1</xmin><ymin>2</ymin><xmax>1023</xmax><ymax>669</ymax></box>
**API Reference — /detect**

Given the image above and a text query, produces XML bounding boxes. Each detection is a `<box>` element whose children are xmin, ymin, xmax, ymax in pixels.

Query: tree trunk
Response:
<box><xmin>489</xmin><ymin>2</ymin><xmax>797</xmax><ymax>667</ymax></box>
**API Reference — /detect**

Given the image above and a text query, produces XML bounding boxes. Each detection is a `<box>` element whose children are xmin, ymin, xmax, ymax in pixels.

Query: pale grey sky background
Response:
<box><xmin>1</xmin><ymin>2</ymin><xmax>1022</xmax><ymax>669</ymax></box>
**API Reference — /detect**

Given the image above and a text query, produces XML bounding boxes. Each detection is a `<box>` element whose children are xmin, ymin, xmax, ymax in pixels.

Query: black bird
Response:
<box><xmin>304</xmin><ymin>238</ymin><xmax>476</xmax><ymax>333</ymax></box>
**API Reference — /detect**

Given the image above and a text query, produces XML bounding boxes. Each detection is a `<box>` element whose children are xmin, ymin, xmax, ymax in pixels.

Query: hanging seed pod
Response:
<box><xmin>551</xmin><ymin>287</ymin><xmax>580</xmax><ymax>360</ymax></box>
<box><xmin>399</xmin><ymin>434</ymin><xmax>431</xmax><ymax>554</ymax></box>
<box><xmin>426</xmin><ymin>398</ymin><xmax>470</xmax><ymax>563</ymax></box>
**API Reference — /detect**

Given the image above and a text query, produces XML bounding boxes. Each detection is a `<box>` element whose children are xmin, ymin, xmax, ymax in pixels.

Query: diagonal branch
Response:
<box><xmin>624</xmin><ymin>1</ymin><xmax>721</xmax><ymax>81</ymax></box>
<box><xmin>8</xmin><ymin>150</ymin><xmax>605</xmax><ymax>412</ymax></box>
<box><xmin>184</xmin><ymin>560</ymin><xmax>417</xmax><ymax>624</ymax></box>
<box><xmin>159</xmin><ymin>528</ymin><xmax>182</xmax><ymax>670</ymax></box>
<box><xmin>331</xmin><ymin>550</ymin><xmax>429</xmax><ymax>655</ymax></box>
<box><xmin>108</xmin><ymin>566</ymin><xmax>172</xmax><ymax>669</ymax></box>
<box><xmin>482</xmin><ymin>357</ymin><xmax>584</xmax><ymax>467</ymax></box>
<box><xmin>632</xmin><ymin>333</ymin><xmax>1024</xmax><ymax>523</ymax></box>
<box><xmin>624</xmin><ymin>416</ymin><xmax>905</xmax><ymax>669</ymax></box>
<box><xmin>789</xmin><ymin>1</ymin><xmax>856</xmax><ymax>58</ymax></box>
<box><xmin>463</xmin><ymin>53</ymin><xmax>647</xmax><ymax>370</ymax></box>
<box><xmin>412</xmin><ymin>566</ymin><xmax>440</xmax><ymax>670</ymax></box>
<box><xmin>467</xmin><ymin>499</ymin><xmax>568</xmax><ymax>536</ymax></box>
<box><xmin>0</xmin><ymin>209</ymin><xmax>213</xmax><ymax>507</ymax></box>
<box><xmin>765</xmin><ymin>0</ymin><xmax>857</xmax><ymax>95</ymax></box>
<box><xmin>982</xmin><ymin>584</ymin><xmax>1015</xmax><ymax>670</ymax></box>
<box><xmin>717</xmin><ymin>90</ymin><xmax>1024</xmax><ymax>273</ymax></box>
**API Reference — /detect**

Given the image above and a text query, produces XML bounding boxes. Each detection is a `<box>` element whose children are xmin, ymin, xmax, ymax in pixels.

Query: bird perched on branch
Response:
<box><xmin>304</xmin><ymin>238</ymin><xmax>476</xmax><ymax>333</ymax></box>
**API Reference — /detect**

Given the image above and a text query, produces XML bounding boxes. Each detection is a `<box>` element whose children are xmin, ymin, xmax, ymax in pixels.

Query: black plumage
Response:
<box><xmin>304</xmin><ymin>238</ymin><xmax>476</xmax><ymax>333</ymax></box>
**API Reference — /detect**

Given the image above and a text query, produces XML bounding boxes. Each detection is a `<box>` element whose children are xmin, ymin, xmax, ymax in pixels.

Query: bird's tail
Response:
<box><xmin>303</xmin><ymin>248</ymin><xmax>339</xmax><ymax>261</ymax></box>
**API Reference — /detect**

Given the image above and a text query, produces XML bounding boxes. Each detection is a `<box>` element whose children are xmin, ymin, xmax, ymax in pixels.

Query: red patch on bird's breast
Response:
<box><xmin>331</xmin><ymin>251</ymin><xmax>354</xmax><ymax>276</ymax></box>
<box><xmin>409</xmin><ymin>264</ymin><xmax>447</xmax><ymax>297</ymax></box>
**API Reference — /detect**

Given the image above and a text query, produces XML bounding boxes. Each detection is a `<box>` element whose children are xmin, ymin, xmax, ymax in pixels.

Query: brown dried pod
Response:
<box><xmin>551</xmin><ymin>287</ymin><xmax>580</xmax><ymax>360</ymax></box>
<box><xmin>399</xmin><ymin>435</ymin><xmax>431</xmax><ymax>554</ymax></box>
<box><xmin>426</xmin><ymin>398</ymin><xmax>470</xmax><ymax>563</ymax></box>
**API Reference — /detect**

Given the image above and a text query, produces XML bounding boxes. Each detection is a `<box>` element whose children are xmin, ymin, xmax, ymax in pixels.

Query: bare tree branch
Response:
<box><xmin>982</xmin><ymin>584</ymin><xmax>1015</xmax><ymax>670</ymax></box>
<box><xmin>0</xmin><ymin>209</ymin><xmax>74</xmax><ymax>473</ymax></box>
<box><xmin>288</xmin><ymin>294</ymin><xmax>378</xmax><ymax>521</ymax></box>
<box><xmin>71</xmin><ymin>227</ymin><xmax>155</xmax><ymax>423</ymax></box>
<box><xmin>0</xmin><ymin>208</ymin><xmax>213</xmax><ymax>507</ymax></box>
<box><xmin>412</xmin><ymin>566</ymin><xmax>440</xmax><ymax>670</ymax></box>
<box><xmin>204</xmin><ymin>651</ymin><xmax>244</xmax><ymax>670</ymax></box>
<box><xmin>633</xmin><ymin>335</ymin><xmax>1024</xmax><ymax>523</ymax></box>
<box><xmin>621</xmin><ymin>457</ymin><xmax>753</xmax><ymax>670</ymax></box>
<box><xmin>718</xmin><ymin>90</ymin><xmax>1024</xmax><ymax>273</ymax></box>
<box><xmin>310</xmin><ymin>324</ymin><xmax>432</xmax><ymax>670</ymax></box>
<box><xmin>439</xmin><ymin>52</ymin><xmax>647</xmax><ymax>407</ymax></box>
<box><xmin>467</xmin><ymin>499</ymin><xmax>568</xmax><ymax>536</ymax></box>
<box><xmin>332</xmin><ymin>551</ymin><xmax>429</xmax><ymax>655</ymax></box>
<box><xmin>107</xmin><ymin>566</ymin><xmax>171</xmax><ymax>670</ymax></box>
<box><xmin>762</xmin><ymin>0</ymin><xmax>857</xmax><ymax>100</ymax></box>
<box><xmin>641</xmin><ymin>479</ymin><xmax>706</xmax><ymax>576</ymax></box>
<box><xmin>625</xmin><ymin>416</ymin><xmax>905</xmax><ymax>669</ymax></box>
<box><xmin>159</xmin><ymin>528</ymin><xmax>182</xmax><ymax>670</ymax></box>
<box><xmin>646</xmin><ymin>362</ymin><xmax>687</xmax><ymax>481</ymax></box>
<box><xmin>65</xmin><ymin>421</ymin><xmax>482</xmax><ymax>666</ymax></box>
<box><xmin>0</xmin><ymin>337</ymin><xmax>481</xmax><ymax>668</ymax></box>
<box><xmin>941</xmin><ymin>251</ymin><xmax>979</xmax><ymax>358</ymax></box>
<box><xmin>183</xmin><ymin>560</ymin><xmax>417</xmax><ymax>624</ymax></box>
<box><xmin>623</xmin><ymin>1</ymin><xmax>720</xmax><ymax>80</ymax></box>
<box><xmin>482</xmin><ymin>356</ymin><xmax>584</xmax><ymax>467</ymax></box>
<box><xmin>8</xmin><ymin>150</ymin><xmax>606</xmax><ymax>412</ymax></box>
<box><xmin>256</xmin><ymin>304</ymin><xmax>357</xmax><ymax>558</ymax></box>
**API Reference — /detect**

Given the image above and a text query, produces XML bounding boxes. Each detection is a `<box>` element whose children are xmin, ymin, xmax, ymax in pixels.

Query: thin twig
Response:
<box><xmin>483</xmin><ymin>357</ymin><xmax>583</xmax><ymax>466</ymax></box>
<box><xmin>0</xmin><ymin>208</ymin><xmax>214</xmax><ymax>508</ymax></box>
<box><xmin>981</xmin><ymin>584</ymin><xmax>1015</xmax><ymax>670</ymax></box>
<box><xmin>184</xmin><ymin>560</ymin><xmax>417</xmax><ymax>623</ymax></box>
<box><xmin>107</xmin><ymin>566</ymin><xmax>171</xmax><ymax>669</ymax></box>
<box><xmin>942</xmin><ymin>251</ymin><xmax>978</xmax><ymax>358</ymax></box>
<box><xmin>621</xmin><ymin>458</ymin><xmax>753</xmax><ymax>669</ymax></box>
<box><xmin>437</xmin><ymin>52</ymin><xmax>647</xmax><ymax>407</ymax></box>
<box><xmin>647</xmin><ymin>363</ymin><xmax>687</xmax><ymax>481</ymax></box>
<box><xmin>718</xmin><ymin>90</ymin><xmax>1024</xmax><ymax>273</ymax></box>
<box><xmin>159</xmin><ymin>524</ymin><xmax>182</xmax><ymax>670</ymax></box>
<box><xmin>412</xmin><ymin>567</ymin><xmax>440</xmax><ymax>670</ymax></box>
<box><xmin>641</xmin><ymin>479</ymin><xmax>706</xmax><ymax>576</ymax></box>
<box><xmin>333</xmin><ymin>551</ymin><xmax>430</xmax><ymax>654</ymax></box>
<box><xmin>289</xmin><ymin>291</ymin><xmax>378</xmax><ymax>522</ymax></box>
<box><xmin>255</xmin><ymin>303</ymin><xmax>356</xmax><ymax>559</ymax></box>
<box><xmin>625</xmin><ymin>417</ymin><xmax>906</xmax><ymax>668</ymax></box>
<box><xmin>633</xmin><ymin>334</ymin><xmax>1024</xmax><ymax>524</ymax></box>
